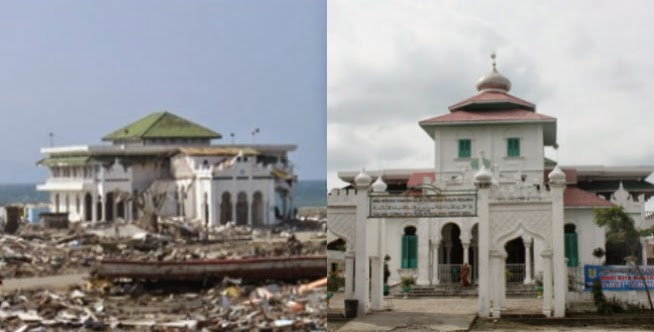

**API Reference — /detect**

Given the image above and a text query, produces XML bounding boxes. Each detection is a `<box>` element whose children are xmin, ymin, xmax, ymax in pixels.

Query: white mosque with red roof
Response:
<box><xmin>327</xmin><ymin>55</ymin><xmax>654</xmax><ymax>318</ymax></box>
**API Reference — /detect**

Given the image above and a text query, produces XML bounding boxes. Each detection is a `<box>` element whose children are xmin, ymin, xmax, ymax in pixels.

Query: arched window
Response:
<box><xmin>564</xmin><ymin>224</ymin><xmax>578</xmax><ymax>267</ymax></box>
<box><xmin>402</xmin><ymin>226</ymin><xmax>418</xmax><ymax>269</ymax></box>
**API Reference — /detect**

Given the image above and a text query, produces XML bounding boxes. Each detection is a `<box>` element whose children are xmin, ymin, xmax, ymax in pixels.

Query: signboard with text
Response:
<box><xmin>369</xmin><ymin>193</ymin><xmax>477</xmax><ymax>218</ymax></box>
<box><xmin>584</xmin><ymin>265</ymin><xmax>654</xmax><ymax>291</ymax></box>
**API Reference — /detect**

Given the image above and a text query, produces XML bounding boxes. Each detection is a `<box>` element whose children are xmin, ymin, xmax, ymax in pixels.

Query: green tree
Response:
<box><xmin>594</xmin><ymin>206</ymin><xmax>653</xmax><ymax>310</ymax></box>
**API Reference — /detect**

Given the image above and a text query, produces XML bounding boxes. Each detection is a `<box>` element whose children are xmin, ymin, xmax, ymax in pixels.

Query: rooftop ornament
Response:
<box><xmin>476</xmin><ymin>52</ymin><xmax>512</xmax><ymax>92</ymax></box>
<box><xmin>354</xmin><ymin>168</ymin><xmax>372</xmax><ymax>189</ymax></box>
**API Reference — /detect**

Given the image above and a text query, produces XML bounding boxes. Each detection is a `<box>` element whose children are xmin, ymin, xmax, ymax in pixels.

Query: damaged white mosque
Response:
<box><xmin>37</xmin><ymin>111</ymin><xmax>298</xmax><ymax>227</ymax></box>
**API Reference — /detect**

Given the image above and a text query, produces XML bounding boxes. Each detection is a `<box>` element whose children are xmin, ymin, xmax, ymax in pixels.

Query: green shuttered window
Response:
<box><xmin>507</xmin><ymin>138</ymin><xmax>520</xmax><ymax>157</ymax></box>
<box><xmin>565</xmin><ymin>233</ymin><xmax>579</xmax><ymax>267</ymax></box>
<box><xmin>458</xmin><ymin>139</ymin><xmax>471</xmax><ymax>158</ymax></box>
<box><xmin>402</xmin><ymin>235</ymin><xmax>418</xmax><ymax>269</ymax></box>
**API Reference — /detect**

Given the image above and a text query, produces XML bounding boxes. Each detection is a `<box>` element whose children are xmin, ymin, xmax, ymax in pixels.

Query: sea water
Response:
<box><xmin>0</xmin><ymin>180</ymin><xmax>327</xmax><ymax>208</ymax></box>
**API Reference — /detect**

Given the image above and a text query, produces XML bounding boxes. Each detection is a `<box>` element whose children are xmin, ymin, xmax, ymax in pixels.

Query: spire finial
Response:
<box><xmin>490</xmin><ymin>52</ymin><xmax>497</xmax><ymax>69</ymax></box>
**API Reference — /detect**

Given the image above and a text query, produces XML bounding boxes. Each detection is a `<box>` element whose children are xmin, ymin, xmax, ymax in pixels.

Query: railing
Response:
<box><xmin>439</xmin><ymin>264</ymin><xmax>461</xmax><ymax>284</ymax></box>
<box><xmin>438</xmin><ymin>264</ymin><xmax>476</xmax><ymax>284</ymax></box>
<box><xmin>567</xmin><ymin>263</ymin><xmax>586</xmax><ymax>291</ymax></box>
<box><xmin>506</xmin><ymin>264</ymin><xmax>525</xmax><ymax>283</ymax></box>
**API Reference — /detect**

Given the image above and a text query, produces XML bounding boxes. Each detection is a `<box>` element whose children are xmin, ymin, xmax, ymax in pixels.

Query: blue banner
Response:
<box><xmin>584</xmin><ymin>265</ymin><xmax>654</xmax><ymax>291</ymax></box>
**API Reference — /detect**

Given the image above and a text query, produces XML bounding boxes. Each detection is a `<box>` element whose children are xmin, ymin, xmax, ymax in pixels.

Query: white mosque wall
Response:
<box><xmin>564</xmin><ymin>208</ymin><xmax>606</xmax><ymax>265</ymax></box>
<box><xmin>432</xmin><ymin>123</ymin><xmax>545</xmax><ymax>184</ymax></box>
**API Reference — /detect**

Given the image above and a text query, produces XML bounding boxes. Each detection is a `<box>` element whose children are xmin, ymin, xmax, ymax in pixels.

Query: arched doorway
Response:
<box><xmin>504</xmin><ymin>237</ymin><xmax>526</xmax><ymax>283</ymax></box>
<box><xmin>236</xmin><ymin>192</ymin><xmax>248</xmax><ymax>225</ymax></box>
<box><xmin>220</xmin><ymin>192</ymin><xmax>232</xmax><ymax>224</ymax></box>
<box><xmin>84</xmin><ymin>193</ymin><xmax>93</xmax><ymax>221</ymax></box>
<box><xmin>105</xmin><ymin>192</ymin><xmax>114</xmax><ymax>221</ymax></box>
<box><xmin>96</xmin><ymin>196</ymin><xmax>103</xmax><ymax>221</ymax></box>
<box><xmin>116</xmin><ymin>201</ymin><xmax>125</xmax><ymax>219</ymax></box>
<box><xmin>441</xmin><ymin>223</ymin><xmax>463</xmax><ymax>283</ymax></box>
<box><xmin>251</xmin><ymin>191</ymin><xmax>264</xmax><ymax>226</ymax></box>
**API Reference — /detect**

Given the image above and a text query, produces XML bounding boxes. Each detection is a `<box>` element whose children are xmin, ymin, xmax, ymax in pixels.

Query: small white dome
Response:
<box><xmin>474</xmin><ymin>164</ymin><xmax>493</xmax><ymax>184</ymax></box>
<box><xmin>372</xmin><ymin>175</ymin><xmax>387</xmax><ymax>193</ymax></box>
<box><xmin>354</xmin><ymin>169</ymin><xmax>372</xmax><ymax>188</ymax></box>
<box><xmin>548</xmin><ymin>165</ymin><xmax>566</xmax><ymax>183</ymax></box>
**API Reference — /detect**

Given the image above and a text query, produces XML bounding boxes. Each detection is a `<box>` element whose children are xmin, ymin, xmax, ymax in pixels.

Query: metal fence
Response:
<box><xmin>567</xmin><ymin>263</ymin><xmax>586</xmax><ymax>291</ymax></box>
<box><xmin>438</xmin><ymin>264</ymin><xmax>477</xmax><ymax>284</ymax></box>
<box><xmin>506</xmin><ymin>264</ymin><xmax>525</xmax><ymax>283</ymax></box>
<box><xmin>438</xmin><ymin>264</ymin><xmax>462</xmax><ymax>284</ymax></box>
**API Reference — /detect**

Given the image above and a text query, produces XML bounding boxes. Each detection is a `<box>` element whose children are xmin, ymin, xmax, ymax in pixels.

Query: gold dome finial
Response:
<box><xmin>476</xmin><ymin>52</ymin><xmax>511</xmax><ymax>92</ymax></box>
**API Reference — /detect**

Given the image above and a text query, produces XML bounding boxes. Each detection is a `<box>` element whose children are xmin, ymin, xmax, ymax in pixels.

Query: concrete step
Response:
<box><xmin>394</xmin><ymin>284</ymin><xmax>539</xmax><ymax>298</ymax></box>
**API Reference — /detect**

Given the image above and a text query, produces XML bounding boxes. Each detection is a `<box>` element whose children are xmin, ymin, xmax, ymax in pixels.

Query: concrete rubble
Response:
<box><xmin>0</xmin><ymin>277</ymin><xmax>327</xmax><ymax>331</ymax></box>
<box><xmin>0</xmin><ymin>217</ymin><xmax>327</xmax><ymax>331</ymax></box>
<box><xmin>1</xmin><ymin>221</ymin><xmax>326</xmax><ymax>278</ymax></box>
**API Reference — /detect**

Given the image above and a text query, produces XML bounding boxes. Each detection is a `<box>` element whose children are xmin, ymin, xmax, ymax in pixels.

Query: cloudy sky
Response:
<box><xmin>328</xmin><ymin>0</ymin><xmax>654</xmax><ymax>189</ymax></box>
<box><xmin>0</xmin><ymin>0</ymin><xmax>325</xmax><ymax>183</ymax></box>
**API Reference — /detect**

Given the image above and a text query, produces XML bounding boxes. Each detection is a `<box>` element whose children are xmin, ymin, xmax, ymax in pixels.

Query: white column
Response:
<box><xmin>642</xmin><ymin>239</ymin><xmax>649</xmax><ymax>266</ymax></box>
<box><xmin>371</xmin><ymin>217</ymin><xmax>386</xmax><ymax>310</ymax></box>
<box><xmin>551</xmin><ymin>179</ymin><xmax>567</xmax><ymax>317</ymax></box>
<box><xmin>127</xmin><ymin>201</ymin><xmax>133</xmax><ymax>221</ymax></box>
<box><xmin>524</xmin><ymin>237</ymin><xmax>533</xmax><ymax>284</ymax></box>
<box><xmin>91</xmin><ymin>193</ymin><xmax>98</xmax><ymax>223</ymax></box>
<box><xmin>354</xmin><ymin>184</ymin><xmax>370</xmax><ymax>316</ymax></box>
<box><xmin>344</xmin><ymin>251</ymin><xmax>355</xmax><ymax>299</ymax></box>
<box><xmin>542</xmin><ymin>250</ymin><xmax>553</xmax><ymax>317</ymax></box>
<box><xmin>100</xmin><ymin>194</ymin><xmax>106</xmax><ymax>222</ymax></box>
<box><xmin>500</xmin><ymin>253</ymin><xmax>507</xmax><ymax>310</ymax></box>
<box><xmin>463</xmin><ymin>242</ymin><xmax>470</xmax><ymax>265</ymax></box>
<box><xmin>431</xmin><ymin>240</ymin><xmax>441</xmax><ymax>285</ymax></box>
<box><xmin>475</xmin><ymin>181</ymin><xmax>491</xmax><ymax>318</ymax></box>
<box><xmin>417</xmin><ymin>218</ymin><xmax>430</xmax><ymax>285</ymax></box>
<box><xmin>490</xmin><ymin>252</ymin><xmax>502</xmax><ymax>318</ymax></box>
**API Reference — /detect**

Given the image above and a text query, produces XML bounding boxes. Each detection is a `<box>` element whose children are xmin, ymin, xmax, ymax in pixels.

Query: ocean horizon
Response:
<box><xmin>0</xmin><ymin>180</ymin><xmax>327</xmax><ymax>208</ymax></box>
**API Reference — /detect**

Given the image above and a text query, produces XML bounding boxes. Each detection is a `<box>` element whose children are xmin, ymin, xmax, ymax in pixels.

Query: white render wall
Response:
<box><xmin>564</xmin><ymin>208</ymin><xmax>606</xmax><ymax>265</ymax></box>
<box><xmin>432</xmin><ymin>123</ymin><xmax>545</xmax><ymax>184</ymax></box>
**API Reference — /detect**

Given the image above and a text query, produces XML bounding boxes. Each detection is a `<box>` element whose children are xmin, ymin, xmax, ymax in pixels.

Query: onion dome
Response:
<box><xmin>474</xmin><ymin>163</ymin><xmax>493</xmax><ymax>185</ymax></box>
<box><xmin>371</xmin><ymin>175</ymin><xmax>388</xmax><ymax>193</ymax></box>
<box><xmin>354</xmin><ymin>169</ymin><xmax>372</xmax><ymax>188</ymax></box>
<box><xmin>476</xmin><ymin>53</ymin><xmax>511</xmax><ymax>92</ymax></box>
<box><xmin>548</xmin><ymin>165</ymin><xmax>566</xmax><ymax>184</ymax></box>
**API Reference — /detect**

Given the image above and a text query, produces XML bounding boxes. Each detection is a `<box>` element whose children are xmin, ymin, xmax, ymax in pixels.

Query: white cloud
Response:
<box><xmin>328</xmin><ymin>0</ymin><xmax>654</xmax><ymax>190</ymax></box>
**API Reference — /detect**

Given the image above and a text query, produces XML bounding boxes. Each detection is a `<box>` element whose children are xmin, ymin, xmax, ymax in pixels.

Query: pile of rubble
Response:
<box><xmin>1</xmin><ymin>222</ymin><xmax>326</xmax><ymax>278</ymax></box>
<box><xmin>0</xmin><ymin>277</ymin><xmax>327</xmax><ymax>331</ymax></box>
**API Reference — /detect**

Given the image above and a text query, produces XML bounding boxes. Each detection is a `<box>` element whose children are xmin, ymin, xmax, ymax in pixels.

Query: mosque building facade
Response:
<box><xmin>327</xmin><ymin>59</ymin><xmax>654</xmax><ymax>317</ymax></box>
<box><xmin>37</xmin><ymin>111</ymin><xmax>298</xmax><ymax>227</ymax></box>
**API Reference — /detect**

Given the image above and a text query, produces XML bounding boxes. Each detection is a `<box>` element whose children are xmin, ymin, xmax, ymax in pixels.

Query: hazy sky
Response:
<box><xmin>328</xmin><ymin>1</ymin><xmax>654</xmax><ymax>189</ymax></box>
<box><xmin>0</xmin><ymin>0</ymin><xmax>326</xmax><ymax>183</ymax></box>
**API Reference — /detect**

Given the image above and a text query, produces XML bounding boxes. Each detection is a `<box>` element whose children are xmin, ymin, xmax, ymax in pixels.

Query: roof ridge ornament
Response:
<box><xmin>476</xmin><ymin>52</ymin><xmax>511</xmax><ymax>92</ymax></box>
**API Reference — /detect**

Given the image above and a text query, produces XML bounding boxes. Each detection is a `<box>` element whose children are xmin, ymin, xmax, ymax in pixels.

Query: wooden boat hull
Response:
<box><xmin>96</xmin><ymin>255</ymin><xmax>326</xmax><ymax>281</ymax></box>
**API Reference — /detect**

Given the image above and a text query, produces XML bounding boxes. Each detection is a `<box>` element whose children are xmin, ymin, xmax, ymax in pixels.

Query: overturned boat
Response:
<box><xmin>96</xmin><ymin>255</ymin><xmax>326</xmax><ymax>282</ymax></box>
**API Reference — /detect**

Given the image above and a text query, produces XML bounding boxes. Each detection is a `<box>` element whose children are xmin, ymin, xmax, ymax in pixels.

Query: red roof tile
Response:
<box><xmin>449</xmin><ymin>91</ymin><xmax>535</xmax><ymax>111</ymax></box>
<box><xmin>407</xmin><ymin>172</ymin><xmax>436</xmax><ymax>187</ymax></box>
<box><xmin>564</xmin><ymin>187</ymin><xmax>614</xmax><ymax>207</ymax></box>
<box><xmin>420</xmin><ymin>109</ymin><xmax>556</xmax><ymax>125</ymax></box>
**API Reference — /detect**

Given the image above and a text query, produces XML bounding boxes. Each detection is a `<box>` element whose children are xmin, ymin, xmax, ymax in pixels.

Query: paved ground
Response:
<box><xmin>329</xmin><ymin>293</ymin><xmax>654</xmax><ymax>331</ymax></box>
<box><xmin>329</xmin><ymin>293</ymin><xmax>482</xmax><ymax>331</ymax></box>
<box><xmin>1</xmin><ymin>273</ymin><xmax>87</xmax><ymax>292</ymax></box>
